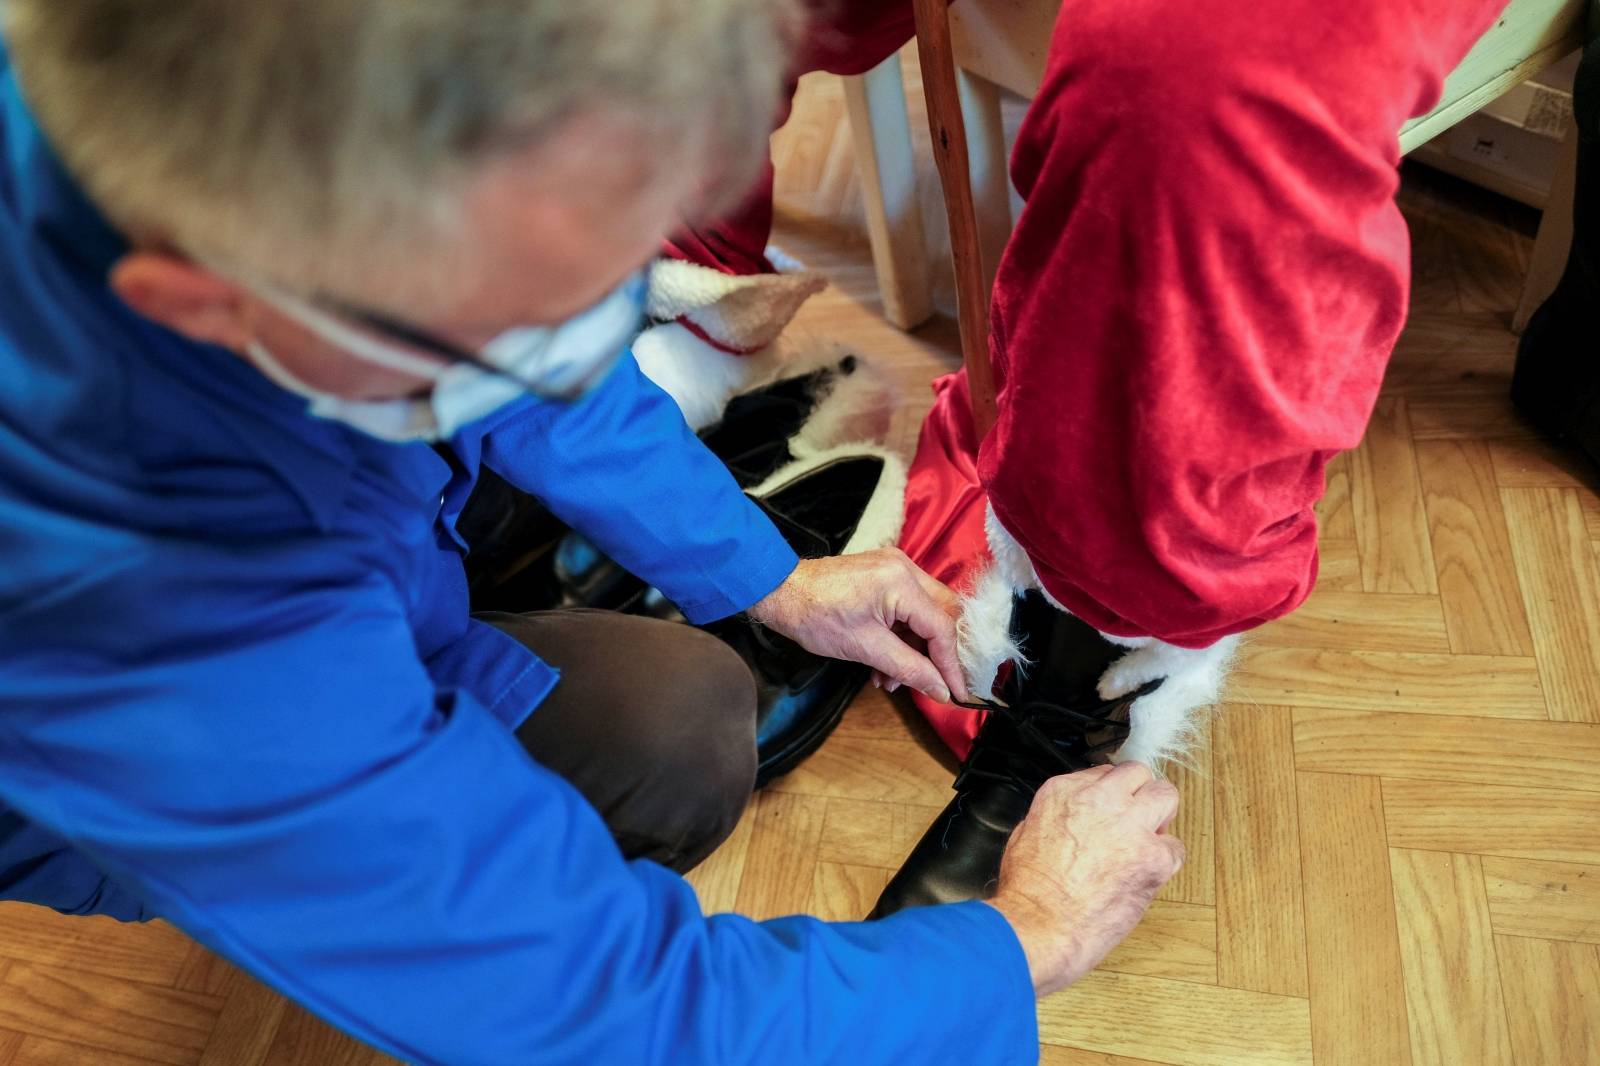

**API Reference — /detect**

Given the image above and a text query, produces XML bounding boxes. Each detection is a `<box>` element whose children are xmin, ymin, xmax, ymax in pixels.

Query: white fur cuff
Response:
<box><xmin>647</xmin><ymin>259</ymin><xmax>826</xmax><ymax>352</ymax></box>
<box><xmin>954</xmin><ymin>504</ymin><xmax>1238</xmax><ymax>770</ymax></box>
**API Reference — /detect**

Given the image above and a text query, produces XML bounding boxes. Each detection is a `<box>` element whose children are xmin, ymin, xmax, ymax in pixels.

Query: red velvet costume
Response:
<box><xmin>667</xmin><ymin>0</ymin><xmax>1510</xmax><ymax>755</ymax></box>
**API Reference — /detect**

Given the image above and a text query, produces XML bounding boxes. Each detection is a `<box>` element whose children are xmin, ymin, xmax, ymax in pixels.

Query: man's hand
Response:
<box><xmin>987</xmin><ymin>762</ymin><xmax>1184</xmax><ymax>997</ymax></box>
<box><xmin>747</xmin><ymin>549</ymin><xmax>972</xmax><ymax>705</ymax></box>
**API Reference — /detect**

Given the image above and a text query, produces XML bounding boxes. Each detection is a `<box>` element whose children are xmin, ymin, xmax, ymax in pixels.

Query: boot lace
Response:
<box><xmin>953</xmin><ymin>680</ymin><xmax>1161</xmax><ymax>795</ymax></box>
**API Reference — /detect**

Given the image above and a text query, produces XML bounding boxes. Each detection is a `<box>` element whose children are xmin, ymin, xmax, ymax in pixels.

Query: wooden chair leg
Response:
<box><xmin>842</xmin><ymin>56</ymin><xmax>934</xmax><ymax>331</ymax></box>
<box><xmin>1514</xmin><ymin>113</ymin><xmax>1581</xmax><ymax>333</ymax></box>
<box><xmin>914</xmin><ymin>0</ymin><xmax>1000</xmax><ymax>437</ymax></box>
<box><xmin>956</xmin><ymin>68</ymin><xmax>1012</xmax><ymax>300</ymax></box>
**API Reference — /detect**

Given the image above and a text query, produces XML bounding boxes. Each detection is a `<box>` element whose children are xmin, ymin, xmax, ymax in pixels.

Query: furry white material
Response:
<box><xmin>789</xmin><ymin>356</ymin><xmax>898</xmax><ymax>455</ymax></box>
<box><xmin>956</xmin><ymin>559</ymin><xmax>1026</xmax><ymax>702</ymax></box>
<box><xmin>958</xmin><ymin>504</ymin><xmax>1237</xmax><ymax>770</ymax></box>
<box><xmin>646</xmin><ymin>258</ymin><xmax>826</xmax><ymax>351</ymax></box>
<box><xmin>983</xmin><ymin>505</ymin><xmax>1038</xmax><ymax>598</ymax></box>
<box><xmin>633</xmin><ymin>316</ymin><xmax>902</xmax><ymax>442</ymax></box>
<box><xmin>1099</xmin><ymin>634</ymin><xmax>1239</xmax><ymax>769</ymax></box>
<box><xmin>748</xmin><ymin>443</ymin><xmax>909</xmax><ymax>556</ymax></box>
<box><xmin>631</xmin><ymin>322</ymin><xmax>789</xmax><ymax>430</ymax></box>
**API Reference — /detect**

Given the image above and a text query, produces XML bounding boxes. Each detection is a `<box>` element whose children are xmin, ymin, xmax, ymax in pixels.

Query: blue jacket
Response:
<box><xmin>0</xmin><ymin>48</ymin><xmax>1037</xmax><ymax>1065</ymax></box>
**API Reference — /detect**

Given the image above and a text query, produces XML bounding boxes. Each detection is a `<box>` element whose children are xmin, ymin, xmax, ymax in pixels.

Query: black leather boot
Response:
<box><xmin>543</xmin><ymin>452</ymin><xmax>899</xmax><ymax>785</ymax></box>
<box><xmin>458</xmin><ymin>468</ymin><xmax>570</xmax><ymax>614</ymax></box>
<box><xmin>870</xmin><ymin>590</ymin><xmax>1160</xmax><ymax>918</ymax></box>
<box><xmin>700</xmin><ymin>356</ymin><xmax>862</xmax><ymax>487</ymax></box>
<box><xmin>459</xmin><ymin>357</ymin><xmax>863</xmax><ymax>611</ymax></box>
<box><xmin>1512</xmin><ymin>37</ymin><xmax>1600</xmax><ymax>465</ymax></box>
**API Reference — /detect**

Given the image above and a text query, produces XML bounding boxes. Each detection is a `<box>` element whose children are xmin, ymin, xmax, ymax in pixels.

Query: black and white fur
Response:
<box><xmin>959</xmin><ymin>505</ymin><xmax>1239</xmax><ymax>770</ymax></box>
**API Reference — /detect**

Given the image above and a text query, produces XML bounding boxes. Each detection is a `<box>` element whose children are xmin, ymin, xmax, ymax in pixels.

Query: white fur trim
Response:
<box><xmin>646</xmin><ymin>259</ymin><xmax>826</xmax><ymax>351</ymax></box>
<box><xmin>976</xmin><ymin>502</ymin><xmax>1235</xmax><ymax>769</ymax></box>
<box><xmin>983</xmin><ymin>505</ymin><xmax>1040</xmax><ymax>597</ymax></box>
<box><xmin>631</xmin><ymin>322</ymin><xmax>788</xmax><ymax>430</ymax></box>
<box><xmin>748</xmin><ymin>444</ymin><xmax>908</xmax><ymax>557</ymax></box>
<box><xmin>957</xmin><ymin>560</ymin><xmax>1026</xmax><ymax>701</ymax></box>
<box><xmin>789</xmin><ymin>357</ymin><xmax>898</xmax><ymax>455</ymax></box>
<box><xmin>946</xmin><ymin>508</ymin><xmax>1038</xmax><ymax>703</ymax></box>
<box><xmin>1103</xmin><ymin>635</ymin><xmax>1239</xmax><ymax>770</ymax></box>
<box><xmin>633</xmin><ymin>318</ymin><xmax>901</xmax><ymax>437</ymax></box>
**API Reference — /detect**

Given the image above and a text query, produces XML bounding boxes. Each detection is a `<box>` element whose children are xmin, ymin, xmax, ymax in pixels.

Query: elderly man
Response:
<box><xmin>0</xmin><ymin>3</ymin><xmax>1184</xmax><ymax>1063</ymax></box>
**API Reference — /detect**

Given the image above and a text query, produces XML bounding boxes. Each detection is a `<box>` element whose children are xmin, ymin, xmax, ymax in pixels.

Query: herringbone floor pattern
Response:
<box><xmin>1</xmin><ymin>167</ymin><xmax>1596</xmax><ymax>1064</ymax></box>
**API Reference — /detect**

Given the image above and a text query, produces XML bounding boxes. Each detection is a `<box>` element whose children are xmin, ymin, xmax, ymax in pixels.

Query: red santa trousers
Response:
<box><xmin>668</xmin><ymin>0</ymin><xmax>1509</xmax><ymax>755</ymax></box>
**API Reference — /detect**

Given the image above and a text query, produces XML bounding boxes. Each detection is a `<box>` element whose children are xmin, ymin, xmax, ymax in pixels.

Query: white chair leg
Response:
<box><xmin>842</xmin><ymin>56</ymin><xmax>934</xmax><ymax>331</ymax></box>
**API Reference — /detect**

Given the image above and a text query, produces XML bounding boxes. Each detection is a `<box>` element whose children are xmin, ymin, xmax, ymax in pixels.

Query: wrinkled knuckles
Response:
<box><xmin>1144</xmin><ymin>780</ymin><xmax>1181</xmax><ymax>808</ymax></box>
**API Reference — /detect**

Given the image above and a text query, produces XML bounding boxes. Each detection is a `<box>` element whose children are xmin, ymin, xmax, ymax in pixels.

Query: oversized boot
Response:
<box><xmin>1512</xmin><ymin>35</ymin><xmax>1600</xmax><ymax>464</ymax></box>
<box><xmin>870</xmin><ymin>590</ymin><xmax>1160</xmax><ymax>917</ymax></box>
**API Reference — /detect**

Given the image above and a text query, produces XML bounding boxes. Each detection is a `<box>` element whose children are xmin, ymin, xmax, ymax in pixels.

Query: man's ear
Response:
<box><xmin>109</xmin><ymin>251</ymin><xmax>254</xmax><ymax>352</ymax></box>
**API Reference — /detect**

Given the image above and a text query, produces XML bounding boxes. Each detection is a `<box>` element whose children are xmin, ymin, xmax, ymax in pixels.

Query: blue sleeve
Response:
<box><xmin>474</xmin><ymin>355</ymin><xmax>798</xmax><ymax>623</ymax></box>
<box><xmin>0</xmin><ymin>545</ymin><xmax>1039</xmax><ymax>1066</ymax></box>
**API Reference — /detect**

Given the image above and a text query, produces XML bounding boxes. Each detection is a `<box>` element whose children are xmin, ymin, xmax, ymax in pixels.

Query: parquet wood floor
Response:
<box><xmin>1</xmin><ymin>158</ymin><xmax>1594</xmax><ymax>1064</ymax></box>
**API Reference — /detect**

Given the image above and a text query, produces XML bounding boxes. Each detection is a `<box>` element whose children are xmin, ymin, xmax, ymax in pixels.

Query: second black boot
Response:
<box><xmin>1512</xmin><ymin>37</ymin><xmax>1600</xmax><ymax>466</ymax></box>
<box><xmin>870</xmin><ymin>590</ymin><xmax>1160</xmax><ymax>918</ymax></box>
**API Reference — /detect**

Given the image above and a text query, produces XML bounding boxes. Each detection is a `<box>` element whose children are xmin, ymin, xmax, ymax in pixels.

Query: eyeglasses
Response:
<box><xmin>315</xmin><ymin>269</ymin><xmax>650</xmax><ymax>401</ymax></box>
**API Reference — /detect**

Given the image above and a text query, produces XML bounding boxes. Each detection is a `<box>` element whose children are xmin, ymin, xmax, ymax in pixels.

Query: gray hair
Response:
<box><xmin>3</xmin><ymin>0</ymin><xmax>799</xmax><ymax>302</ymax></box>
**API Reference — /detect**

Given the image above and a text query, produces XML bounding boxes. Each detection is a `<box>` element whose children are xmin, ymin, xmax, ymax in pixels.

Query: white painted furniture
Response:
<box><xmin>847</xmin><ymin>0</ymin><xmax>1590</xmax><ymax>334</ymax></box>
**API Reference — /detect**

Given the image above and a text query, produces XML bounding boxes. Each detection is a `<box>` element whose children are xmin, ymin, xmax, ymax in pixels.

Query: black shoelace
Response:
<box><xmin>953</xmin><ymin>681</ymin><xmax>1160</xmax><ymax>794</ymax></box>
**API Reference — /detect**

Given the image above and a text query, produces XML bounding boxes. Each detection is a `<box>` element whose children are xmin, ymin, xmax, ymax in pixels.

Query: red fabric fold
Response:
<box><xmin>663</xmin><ymin>0</ymin><xmax>931</xmax><ymax>282</ymax></box>
<box><xmin>898</xmin><ymin>371</ymin><xmax>990</xmax><ymax>760</ymax></box>
<box><xmin>676</xmin><ymin>0</ymin><xmax>1512</xmax><ymax>752</ymax></box>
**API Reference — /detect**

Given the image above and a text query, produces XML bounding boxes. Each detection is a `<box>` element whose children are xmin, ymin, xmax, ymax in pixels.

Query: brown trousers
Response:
<box><xmin>485</xmin><ymin>610</ymin><xmax>759</xmax><ymax>872</ymax></box>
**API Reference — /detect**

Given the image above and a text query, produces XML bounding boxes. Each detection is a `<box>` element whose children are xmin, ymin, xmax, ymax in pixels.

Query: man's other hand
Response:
<box><xmin>988</xmin><ymin>762</ymin><xmax>1184</xmax><ymax>997</ymax></box>
<box><xmin>747</xmin><ymin>549</ymin><xmax>972</xmax><ymax>705</ymax></box>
